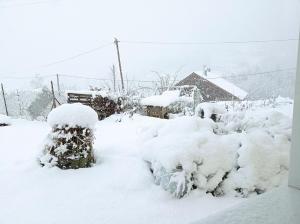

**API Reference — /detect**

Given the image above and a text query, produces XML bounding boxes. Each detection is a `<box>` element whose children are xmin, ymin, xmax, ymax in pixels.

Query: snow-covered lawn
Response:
<box><xmin>0</xmin><ymin>116</ymin><xmax>242</xmax><ymax>224</ymax></box>
<box><xmin>0</xmin><ymin>99</ymin><xmax>293</xmax><ymax>224</ymax></box>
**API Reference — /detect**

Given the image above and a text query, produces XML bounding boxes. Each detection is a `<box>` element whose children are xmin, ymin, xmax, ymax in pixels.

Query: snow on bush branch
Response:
<box><xmin>140</xmin><ymin>100</ymin><xmax>291</xmax><ymax>198</ymax></box>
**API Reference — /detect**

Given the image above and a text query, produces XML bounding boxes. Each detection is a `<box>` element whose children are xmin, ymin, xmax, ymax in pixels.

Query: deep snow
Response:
<box><xmin>0</xmin><ymin>99</ymin><xmax>293</xmax><ymax>224</ymax></box>
<box><xmin>0</xmin><ymin>116</ymin><xmax>241</xmax><ymax>224</ymax></box>
<box><xmin>141</xmin><ymin>99</ymin><xmax>292</xmax><ymax>198</ymax></box>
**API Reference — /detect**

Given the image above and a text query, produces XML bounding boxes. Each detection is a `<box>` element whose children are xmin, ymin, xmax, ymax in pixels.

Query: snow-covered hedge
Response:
<box><xmin>141</xmin><ymin>105</ymin><xmax>291</xmax><ymax>198</ymax></box>
<box><xmin>195</xmin><ymin>102</ymin><xmax>226</xmax><ymax>121</ymax></box>
<box><xmin>40</xmin><ymin>103</ymin><xmax>98</xmax><ymax>169</ymax></box>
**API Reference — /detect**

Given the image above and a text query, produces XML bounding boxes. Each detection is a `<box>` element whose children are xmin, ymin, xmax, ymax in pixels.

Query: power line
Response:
<box><xmin>210</xmin><ymin>67</ymin><xmax>296</xmax><ymax>79</ymax></box>
<box><xmin>59</xmin><ymin>74</ymin><xmax>158</xmax><ymax>83</ymax></box>
<box><xmin>59</xmin><ymin>74</ymin><xmax>109</xmax><ymax>81</ymax></box>
<box><xmin>0</xmin><ymin>0</ymin><xmax>51</xmax><ymax>8</ymax></box>
<box><xmin>59</xmin><ymin>68</ymin><xmax>296</xmax><ymax>83</ymax></box>
<box><xmin>0</xmin><ymin>68</ymin><xmax>296</xmax><ymax>82</ymax></box>
<box><xmin>0</xmin><ymin>42</ymin><xmax>113</xmax><ymax>75</ymax></box>
<box><xmin>120</xmin><ymin>38</ymin><xmax>299</xmax><ymax>45</ymax></box>
<box><xmin>41</xmin><ymin>42</ymin><xmax>113</xmax><ymax>68</ymax></box>
<box><xmin>0</xmin><ymin>74</ymin><xmax>55</xmax><ymax>79</ymax></box>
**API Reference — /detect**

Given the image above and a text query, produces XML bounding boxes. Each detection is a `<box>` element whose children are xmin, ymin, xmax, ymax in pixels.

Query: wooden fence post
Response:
<box><xmin>51</xmin><ymin>81</ymin><xmax>56</xmax><ymax>109</ymax></box>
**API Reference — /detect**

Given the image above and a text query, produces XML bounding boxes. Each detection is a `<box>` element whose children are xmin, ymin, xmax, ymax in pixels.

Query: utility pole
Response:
<box><xmin>50</xmin><ymin>81</ymin><xmax>56</xmax><ymax>109</ymax></box>
<box><xmin>111</xmin><ymin>64</ymin><xmax>116</xmax><ymax>92</ymax></box>
<box><xmin>56</xmin><ymin>74</ymin><xmax>61</xmax><ymax>96</ymax></box>
<box><xmin>114</xmin><ymin>38</ymin><xmax>125</xmax><ymax>91</ymax></box>
<box><xmin>1</xmin><ymin>83</ymin><xmax>8</xmax><ymax>116</ymax></box>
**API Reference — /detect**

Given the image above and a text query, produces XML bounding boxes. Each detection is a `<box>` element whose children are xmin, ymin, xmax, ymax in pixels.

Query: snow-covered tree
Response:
<box><xmin>27</xmin><ymin>87</ymin><xmax>52</xmax><ymax>120</ymax></box>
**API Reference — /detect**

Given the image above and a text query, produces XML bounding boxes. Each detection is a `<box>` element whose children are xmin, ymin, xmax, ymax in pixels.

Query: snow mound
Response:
<box><xmin>47</xmin><ymin>103</ymin><xmax>98</xmax><ymax>128</ymax></box>
<box><xmin>0</xmin><ymin>114</ymin><xmax>12</xmax><ymax>125</ymax></box>
<box><xmin>141</xmin><ymin>103</ymin><xmax>291</xmax><ymax>198</ymax></box>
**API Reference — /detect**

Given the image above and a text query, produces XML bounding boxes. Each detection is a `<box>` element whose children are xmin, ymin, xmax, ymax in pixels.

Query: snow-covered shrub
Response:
<box><xmin>121</xmin><ymin>94</ymin><xmax>144</xmax><ymax>116</ymax></box>
<box><xmin>168</xmin><ymin>100</ymin><xmax>194</xmax><ymax>115</ymax></box>
<box><xmin>220</xmin><ymin>117</ymin><xmax>291</xmax><ymax>197</ymax></box>
<box><xmin>150</xmin><ymin>161</ymin><xmax>194</xmax><ymax>198</ymax></box>
<box><xmin>0</xmin><ymin>114</ymin><xmax>11</xmax><ymax>126</ymax></box>
<box><xmin>195</xmin><ymin>102</ymin><xmax>226</xmax><ymax>122</ymax></box>
<box><xmin>141</xmin><ymin>103</ymin><xmax>292</xmax><ymax>198</ymax></box>
<box><xmin>40</xmin><ymin>103</ymin><xmax>98</xmax><ymax>169</ymax></box>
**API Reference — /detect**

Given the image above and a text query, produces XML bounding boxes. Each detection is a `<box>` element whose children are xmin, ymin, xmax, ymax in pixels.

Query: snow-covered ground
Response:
<box><xmin>0</xmin><ymin>99</ymin><xmax>293</xmax><ymax>224</ymax></box>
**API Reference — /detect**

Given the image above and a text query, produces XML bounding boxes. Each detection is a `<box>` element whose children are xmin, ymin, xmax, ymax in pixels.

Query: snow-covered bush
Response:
<box><xmin>0</xmin><ymin>114</ymin><xmax>11</xmax><ymax>126</ymax></box>
<box><xmin>150</xmin><ymin>161</ymin><xmax>194</xmax><ymax>198</ymax></box>
<box><xmin>40</xmin><ymin>103</ymin><xmax>98</xmax><ymax>169</ymax></box>
<box><xmin>141</xmin><ymin>102</ymin><xmax>291</xmax><ymax>198</ymax></box>
<box><xmin>195</xmin><ymin>102</ymin><xmax>226</xmax><ymax>122</ymax></box>
<box><xmin>222</xmin><ymin>130</ymin><xmax>289</xmax><ymax>197</ymax></box>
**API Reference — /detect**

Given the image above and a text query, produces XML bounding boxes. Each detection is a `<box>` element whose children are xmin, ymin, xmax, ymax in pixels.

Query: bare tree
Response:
<box><xmin>111</xmin><ymin>65</ymin><xmax>116</xmax><ymax>92</ymax></box>
<box><xmin>151</xmin><ymin>71</ymin><xmax>178</xmax><ymax>94</ymax></box>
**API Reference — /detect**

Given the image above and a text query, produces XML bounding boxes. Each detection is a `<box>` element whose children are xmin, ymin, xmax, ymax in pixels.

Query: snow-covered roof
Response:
<box><xmin>47</xmin><ymin>103</ymin><xmax>98</xmax><ymax>128</ymax></box>
<box><xmin>193</xmin><ymin>71</ymin><xmax>248</xmax><ymax>100</ymax></box>
<box><xmin>141</xmin><ymin>90</ymin><xmax>184</xmax><ymax>107</ymax></box>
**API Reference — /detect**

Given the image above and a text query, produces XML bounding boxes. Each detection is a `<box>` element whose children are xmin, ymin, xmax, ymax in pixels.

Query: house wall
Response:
<box><xmin>176</xmin><ymin>73</ymin><xmax>240</xmax><ymax>102</ymax></box>
<box><xmin>289</xmin><ymin>33</ymin><xmax>300</xmax><ymax>190</ymax></box>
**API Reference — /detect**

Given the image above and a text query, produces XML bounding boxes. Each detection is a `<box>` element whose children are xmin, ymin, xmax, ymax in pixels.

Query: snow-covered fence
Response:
<box><xmin>40</xmin><ymin>103</ymin><xmax>98</xmax><ymax>169</ymax></box>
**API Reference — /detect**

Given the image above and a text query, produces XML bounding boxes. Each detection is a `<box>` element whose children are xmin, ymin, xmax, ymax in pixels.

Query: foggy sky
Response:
<box><xmin>0</xmin><ymin>0</ymin><xmax>299</xmax><ymax>90</ymax></box>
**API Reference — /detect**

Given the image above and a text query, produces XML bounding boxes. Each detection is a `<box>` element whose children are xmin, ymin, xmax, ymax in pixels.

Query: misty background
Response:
<box><xmin>0</xmin><ymin>0</ymin><xmax>299</xmax><ymax>116</ymax></box>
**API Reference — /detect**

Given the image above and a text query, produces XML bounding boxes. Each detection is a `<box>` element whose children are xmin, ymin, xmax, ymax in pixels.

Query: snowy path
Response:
<box><xmin>0</xmin><ymin>116</ymin><xmax>241</xmax><ymax>224</ymax></box>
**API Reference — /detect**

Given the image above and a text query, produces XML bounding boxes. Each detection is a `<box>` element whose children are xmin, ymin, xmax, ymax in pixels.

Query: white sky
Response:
<box><xmin>0</xmin><ymin>0</ymin><xmax>299</xmax><ymax>89</ymax></box>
